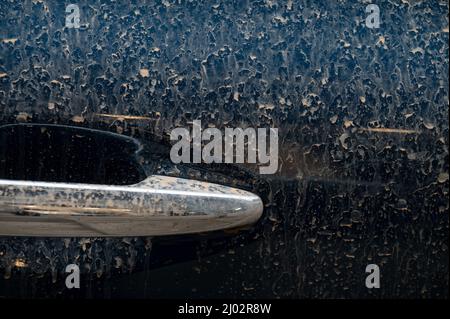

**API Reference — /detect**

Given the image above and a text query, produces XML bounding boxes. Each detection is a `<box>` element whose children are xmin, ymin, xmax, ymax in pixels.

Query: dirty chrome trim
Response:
<box><xmin>0</xmin><ymin>176</ymin><xmax>263</xmax><ymax>237</ymax></box>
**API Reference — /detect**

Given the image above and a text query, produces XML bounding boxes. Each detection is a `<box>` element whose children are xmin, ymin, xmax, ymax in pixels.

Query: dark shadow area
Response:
<box><xmin>0</xmin><ymin>123</ymin><xmax>146</xmax><ymax>185</ymax></box>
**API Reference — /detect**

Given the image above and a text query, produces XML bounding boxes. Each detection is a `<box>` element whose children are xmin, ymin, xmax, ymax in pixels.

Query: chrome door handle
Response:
<box><xmin>0</xmin><ymin>175</ymin><xmax>263</xmax><ymax>237</ymax></box>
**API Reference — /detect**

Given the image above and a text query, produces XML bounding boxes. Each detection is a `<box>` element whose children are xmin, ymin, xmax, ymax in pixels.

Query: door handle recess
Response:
<box><xmin>0</xmin><ymin>175</ymin><xmax>263</xmax><ymax>237</ymax></box>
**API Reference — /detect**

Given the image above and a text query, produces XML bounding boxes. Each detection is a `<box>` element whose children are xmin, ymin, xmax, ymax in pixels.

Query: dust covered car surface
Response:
<box><xmin>0</xmin><ymin>0</ymin><xmax>448</xmax><ymax>298</ymax></box>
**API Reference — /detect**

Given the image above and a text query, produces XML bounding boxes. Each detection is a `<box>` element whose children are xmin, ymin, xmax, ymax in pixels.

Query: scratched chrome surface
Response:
<box><xmin>0</xmin><ymin>175</ymin><xmax>263</xmax><ymax>236</ymax></box>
